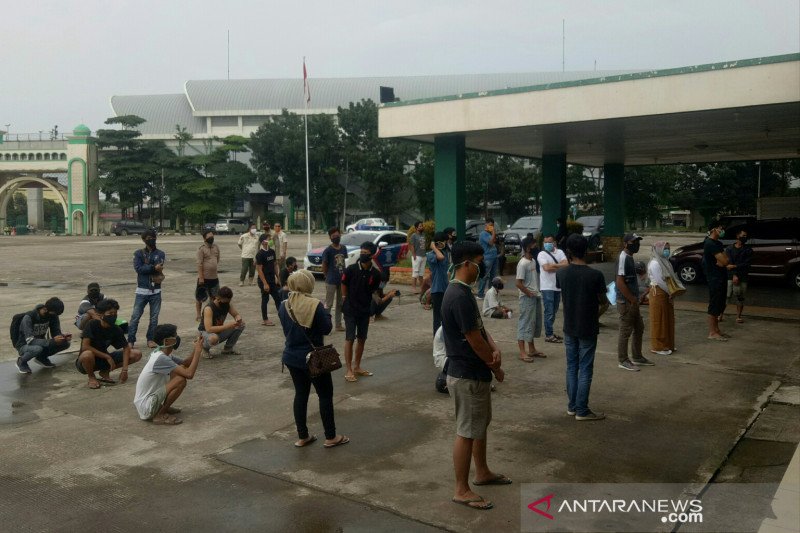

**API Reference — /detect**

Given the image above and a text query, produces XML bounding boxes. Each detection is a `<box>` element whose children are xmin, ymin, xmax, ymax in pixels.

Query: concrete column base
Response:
<box><xmin>602</xmin><ymin>236</ymin><xmax>624</xmax><ymax>261</ymax></box>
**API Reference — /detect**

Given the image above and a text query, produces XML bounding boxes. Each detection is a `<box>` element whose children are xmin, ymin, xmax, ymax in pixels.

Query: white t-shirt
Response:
<box><xmin>482</xmin><ymin>287</ymin><xmax>502</xmax><ymax>316</ymax></box>
<box><xmin>538</xmin><ymin>249</ymin><xmax>567</xmax><ymax>291</ymax></box>
<box><xmin>516</xmin><ymin>256</ymin><xmax>540</xmax><ymax>297</ymax></box>
<box><xmin>133</xmin><ymin>350</ymin><xmax>182</xmax><ymax>420</ymax></box>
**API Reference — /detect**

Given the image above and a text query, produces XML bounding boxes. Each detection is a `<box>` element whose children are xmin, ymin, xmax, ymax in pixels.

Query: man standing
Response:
<box><xmin>341</xmin><ymin>242</ymin><xmax>382</xmax><ymax>382</ymax></box>
<box><xmin>443</xmin><ymin>241</ymin><xmax>508</xmax><ymax>511</ymax></box>
<box><xmin>321</xmin><ymin>227</ymin><xmax>348</xmax><ymax>332</ymax></box>
<box><xmin>14</xmin><ymin>297</ymin><xmax>71</xmax><ymax>374</ymax></box>
<box><xmin>721</xmin><ymin>228</ymin><xmax>752</xmax><ymax>324</ymax></box>
<box><xmin>256</xmin><ymin>233</ymin><xmax>281</xmax><ymax>326</ymax></box>
<box><xmin>703</xmin><ymin>221</ymin><xmax>730</xmax><ymax>340</ymax></box>
<box><xmin>195</xmin><ymin>230</ymin><xmax>221</xmax><ymax>322</ymax></box>
<box><xmin>128</xmin><ymin>229</ymin><xmax>165</xmax><ymax>349</ymax></box>
<box><xmin>237</xmin><ymin>223</ymin><xmax>260</xmax><ymax>286</ymax></box>
<box><xmin>476</xmin><ymin>218</ymin><xmax>498</xmax><ymax>299</ymax></box>
<box><xmin>616</xmin><ymin>233</ymin><xmax>655</xmax><ymax>370</ymax></box>
<box><xmin>538</xmin><ymin>235</ymin><xmax>568</xmax><ymax>343</ymax></box>
<box><xmin>557</xmin><ymin>234</ymin><xmax>607</xmax><ymax>420</ymax></box>
<box><xmin>410</xmin><ymin>221</ymin><xmax>427</xmax><ymax>294</ymax></box>
<box><xmin>75</xmin><ymin>299</ymin><xmax>142</xmax><ymax>389</ymax></box>
<box><xmin>516</xmin><ymin>238</ymin><xmax>543</xmax><ymax>362</ymax></box>
<box><xmin>427</xmin><ymin>231</ymin><xmax>451</xmax><ymax>334</ymax></box>
<box><xmin>279</xmin><ymin>256</ymin><xmax>299</xmax><ymax>302</ymax></box>
<box><xmin>198</xmin><ymin>286</ymin><xmax>246</xmax><ymax>358</ymax></box>
<box><xmin>273</xmin><ymin>222</ymin><xmax>289</xmax><ymax>270</ymax></box>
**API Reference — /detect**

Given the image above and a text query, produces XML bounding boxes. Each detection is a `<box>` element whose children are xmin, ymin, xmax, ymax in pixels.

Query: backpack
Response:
<box><xmin>10</xmin><ymin>311</ymin><xmax>29</xmax><ymax>350</ymax></box>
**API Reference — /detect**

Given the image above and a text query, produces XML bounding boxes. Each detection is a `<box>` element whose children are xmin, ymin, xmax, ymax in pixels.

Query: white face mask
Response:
<box><xmin>250</xmin><ymin>228</ymin><xmax>257</xmax><ymax>235</ymax></box>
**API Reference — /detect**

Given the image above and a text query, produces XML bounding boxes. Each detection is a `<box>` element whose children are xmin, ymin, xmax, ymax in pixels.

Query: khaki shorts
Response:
<box><xmin>412</xmin><ymin>255</ymin><xmax>426</xmax><ymax>277</ymax></box>
<box><xmin>447</xmin><ymin>376</ymin><xmax>492</xmax><ymax>440</ymax></box>
<box><xmin>727</xmin><ymin>280</ymin><xmax>747</xmax><ymax>304</ymax></box>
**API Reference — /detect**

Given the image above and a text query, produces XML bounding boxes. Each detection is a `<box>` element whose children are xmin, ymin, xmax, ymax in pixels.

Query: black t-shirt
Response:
<box><xmin>703</xmin><ymin>237</ymin><xmax>726</xmax><ymax>283</ymax></box>
<box><xmin>279</xmin><ymin>267</ymin><xmax>292</xmax><ymax>287</ymax></box>
<box><xmin>441</xmin><ymin>282</ymin><xmax>492</xmax><ymax>382</ymax></box>
<box><xmin>256</xmin><ymin>248</ymin><xmax>277</xmax><ymax>284</ymax></box>
<box><xmin>82</xmin><ymin>319</ymin><xmax>127</xmax><ymax>352</ymax></box>
<box><xmin>556</xmin><ymin>264</ymin><xmax>607</xmax><ymax>338</ymax></box>
<box><xmin>726</xmin><ymin>244</ymin><xmax>752</xmax><ymax>281</ymax></box>
<box><xmin>341</xmin><ymin>263</ymin><xmax>381</xmax><ymax>317</ymax></box>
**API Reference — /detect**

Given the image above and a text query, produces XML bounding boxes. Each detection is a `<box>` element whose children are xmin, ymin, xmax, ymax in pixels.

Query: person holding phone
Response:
<box><xmin>198</xmin><ymin>286</ymin><xmax>246</xmax><ymax>358</ymax></box>
<box><xmin>14</xmin><ymin>297</ymin><xmax>72</xmax><ymax>374</ymax></box>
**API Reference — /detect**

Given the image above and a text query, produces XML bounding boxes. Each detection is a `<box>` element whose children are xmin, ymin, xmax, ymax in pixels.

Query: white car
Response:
<box><xmin>345</xmin><ymin>218</ymin><xmax>395</xmax><ymax>232</ymax></box>
<box><xmin>304</xmin><ymin>231</ymin><xmax>409</xmax><ymax>276</ymax></box>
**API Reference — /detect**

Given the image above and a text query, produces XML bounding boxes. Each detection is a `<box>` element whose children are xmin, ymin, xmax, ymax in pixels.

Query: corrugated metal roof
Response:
<box><xmin>183</xmin><ymin>72</ymin><xmax>641</xmax><ymax>113</ymax></box>
<box><xmin>110</xmin><ymin>94</ymin><xmax>207</xmax><ymax>135</ymax></box>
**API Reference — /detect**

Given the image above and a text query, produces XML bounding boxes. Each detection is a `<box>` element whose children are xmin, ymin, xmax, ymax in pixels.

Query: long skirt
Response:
<box><xmin>649</xmin><ymin>286</ymin><xmax>675</xmax><ymax>351</ymax></box>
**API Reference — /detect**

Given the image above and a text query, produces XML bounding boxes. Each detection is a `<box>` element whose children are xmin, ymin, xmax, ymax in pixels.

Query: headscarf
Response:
<box><xmin>650</xmin><ymin>241</ymin><xmax>685</xmax><ymax>291</ymax></box>
<box><xmin>286</xmin><ymin>270</ymin><xmax>320</xmax><ymax>328</ymax></box>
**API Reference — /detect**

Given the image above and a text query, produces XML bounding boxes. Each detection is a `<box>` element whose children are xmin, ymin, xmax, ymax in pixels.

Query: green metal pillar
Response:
<box><xmin>541</xmin><ymin>153</ymin><xmax>567</xmax><ymax>236</ymax></box>
<box><xmin>434</xmin><ymin>135</ymin><xmax>466</xmax><ymax>240</ymax></box>
<box><xmin>603</xmin><ymin>163</ymin><xmax>625</xmax><ymax>236</ymax></box>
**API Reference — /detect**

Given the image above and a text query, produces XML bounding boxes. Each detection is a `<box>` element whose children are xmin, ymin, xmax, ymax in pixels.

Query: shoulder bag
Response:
<box><xmin>141</xmin><ymin>248</ymin><xmax>166</xmax><ymax>285</ymax></box>
<box><xmin>286</xmin><ymin>302</ymin><xmax>342</xmax><ymax>378</ymax></box>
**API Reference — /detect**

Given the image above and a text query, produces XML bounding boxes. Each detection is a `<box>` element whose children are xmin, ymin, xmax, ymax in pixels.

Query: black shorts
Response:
<box><xmin>707</xmin><ymin>280</ymin><xmax>727</xmax><ymax>317</ymax></box>
<box><xmin>344</xmin><ymin>314</ymin><xmax>370</xmax><ymax>341</ymax></box>
<box><xmin>75</xmin><ymin>349</ymin><xmax>124</xmax><ymax>374</ymax></box>
<box><xmin>196</xmin><ymin>278</ymin><xmax>220</xmax><ymax>302</ymax></box>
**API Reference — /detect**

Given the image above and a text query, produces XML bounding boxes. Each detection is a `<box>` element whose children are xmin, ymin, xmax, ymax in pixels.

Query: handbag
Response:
<box><xmin>287</xmin><ymin>302</ymin><xmax>342</xmax><ymax>378</ymax></box>
<box><xmin>141</xmin><ymin>248</ymin><xmax>166</xmax><ymax>285</ymax></box>
<box><xmin>666</xmin><ymin>277</ymin><xmax>686</xmax><ymax>297</ymax></box>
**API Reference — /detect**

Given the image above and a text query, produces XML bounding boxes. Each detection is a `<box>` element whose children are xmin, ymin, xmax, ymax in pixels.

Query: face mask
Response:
<box><xmin>331</xmin><ymin>236</ymin><xmax>341</xmax><ymax>245</ymax></box>
<box><xmin>145</xmin><ymin>238</ymin><xmax>156</xmax><ymax>248</ymax></box>
<box><xmin>250</xmin><ymin>228</ymin><xmax>257</xmax><ymax>235</ymax></box>
<box><xmin>662</xmin><ymin>249</ymin><xmax>670</xmax><ymax>258</ymax></box>
<box><xmin>738</xmin><ymin>236</ymin><xmax>748</xmax><ymax>243</ymax></box>
<box><xmin>159</xmin><ymin>335</ymin><xmax>181</xmax><ymax>352</ymax></box>
<box><xmin>359</xmin><ymin>254</ymin><xmax>372</xmax><ymax>264</ymax></box>
<box><xmin>103</xmin><ymin>315</ymin><xmax>116</xmax><ymax>326</ymax></box>
<box><xmin>544</xmin><ymin>242</ymin><xmax>554</xmax><ymax>252</ymax></box>
<box><xmin>718</xmin><ymin>229</ymin><xmax>726</xmax><ymax>239</ymax></box>
<box><xmin>206</xmin><ymin>237</ymin><xmax>214</xmax><ymax>245</ymax></box>
<box><xmin>627</xmin><ymin>241</ymin><xmax>640</xmax><ymax>253</ymax></box>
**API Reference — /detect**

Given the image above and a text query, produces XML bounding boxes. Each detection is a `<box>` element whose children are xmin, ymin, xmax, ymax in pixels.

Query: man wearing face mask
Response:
<box><xmin>538</xmin><ymin>235</ymin><xmax>568</xmax><ymax>343</ymax></box>
<box><xmin>14</xmin><ymin>297</ymin><xmax>71</xmax><ymax>374</ymax></box>
<box><xmin>321</xmin><ymin>227</ymin><xmax>348</xmax><ymax>332</ymax></box>
<box><xmin>76</xmin><ymin>299</ymin><xmax>142</xmax><ymax>390</ymax></box>
<box><xmin>615</xmin><ymin>233</ymin><xmax>654</xmax><ymax>371</ymax></box>
<box><xmin>279</xmin><ymin>256</ymin><xmax>299</xmax><ymax>302</ymax></box>
<box><xmin>196</xmin><ymin>230</ymin><xmax>221</xmax><ymax>322</ymax></box>
<box><xmin>442</xmin><ymin>241</ymin><xmax>507</xmax><ymax>511</ymax></box>
<box><xmin>198</xmin><ymin>286</ymin><xmax>245</xmax><ymax>358</ymax></box>
<box><xmin>256</xmin><ymin>233</ymin><xmax>281</xmax><ymax>326</ymax></box>
<box><xmin>128</xmin><ymin>229</ymin><xmax>166</xmax><ymax>348</ymax></box>
<box><xmin>134</xmin><ymin>324</ymin><xmax>203</xmax><ymax>426</ymax></box>
<box><xmin>410</xmin><ymin>221</ymin><xmax>427</xmax><ymax>294</ymax></box>
<box><xmin>75</xmin><ymin>282</ymin><xmax>105</xmax><ymax>330</ymax></box>
<box><xmin>443</xmin><ymin>227</ymin><xmax>457</xmax><ymax>251</ymax></box>
<box><xmin>720</xmin><ymin>229</ymin><xmax>752</xmax><ymax>324</ymax></box>
<box><xmin>703</xmin><ymin>220</ymin><xmax>730</xmax><ymax>340</ymax></box>
<box><xmin>237</xmin><ymin>223</ymin><xmax>260</xmax><ymax>286</ymax></box>
<box><xmin>341</xmin><ymin>242</ymin><xmax>382</xmax><ymax>382</ymax></box>
<box><xmin>427</xmin><ymin>231</ymin><xmax>451</xmax><ymax>335</ymax></box>
<box><xmin>476</xmin><ymin>218</ymin><xmax>499</xmax><ymax>299</ymax></box>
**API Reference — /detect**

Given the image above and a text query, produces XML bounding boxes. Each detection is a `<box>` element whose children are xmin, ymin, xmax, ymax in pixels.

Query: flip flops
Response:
<box><xmin>473</xmin><ymin>474</ymin><xmax>513</xmax><ymax>486</ymax></box>
<box><xmin>294</xmin><ymin>435</ymin><xmax>317</xmax><ymax>448</ymax></box>
<box><xmin>97</xmin><ymin>376</ymin><xmax>116</xmax><ymax>385</ymax></box>
<box><xmin>153</xmin><ymin>415</ymin><xmax>182</xmax><ymax>425</ymax></box>
<box><xmin>87</xmin><ymin>380</ymin><xmax>101</xmax><ymax>389</ymax></box>
<box><xmin>452</xmin><ymin>497</ymin><xmax>494</xmax><ymax>510</ymax></box>
<box><xmin>354</xmin><ymin>369</ymin><xmax>373</xmax><ymax>376</ymax></box>
<box><xmin>518</xmin><ymin>356</ymin><xmax>535</xmax><ymax>363</ymax></box>
<box><xmin>530</xmin><ymin>351</ymin><xmax>546</xmax><ymax>358</ymax></box>
<box><xmin>345</xmin><ymin>374</ymin><xmax>358</xmax><ymax>382</ymax></box>
<box><xmin>324</xmin><ymin>435</ymin><xmax>350</xmax><ymax>448</ymax></box>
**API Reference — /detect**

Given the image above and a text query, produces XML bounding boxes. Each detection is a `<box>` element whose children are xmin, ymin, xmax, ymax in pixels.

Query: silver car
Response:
<box><xmin>215</xmin><ymin>218</ymin><xmax>248</xmax><ymax>235</ymax></box>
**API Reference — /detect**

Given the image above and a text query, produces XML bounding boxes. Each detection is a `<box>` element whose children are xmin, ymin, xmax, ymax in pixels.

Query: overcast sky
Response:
<box><xmin>2</xmin><ymin>0</ymin><xmax>798</xmax><ymax>135</ymax></box>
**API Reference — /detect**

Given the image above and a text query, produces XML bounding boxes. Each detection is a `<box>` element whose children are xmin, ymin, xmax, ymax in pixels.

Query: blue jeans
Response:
<box><xmin>542</xmin><ymin>290</ymin><xmax>561</xmax><ymax>337</ymax></box>
<box><xmin>564</xmin><ymin>335</ymin><xmax>597</xmax><ymax>416</ymax></box>
<box><xmin>477</xmin><ymin>257</ymin><xmax>498</xmax><ymax>297</ymax></box>
<box><xmin>18</xmin><ymin>339</ymin><xmax>70</xmax><ymax>364</ymax></box>
<box><xmin>128</xmin><ymin>292</ymin><xmax>162</xmax><ymax>345</ymax></box>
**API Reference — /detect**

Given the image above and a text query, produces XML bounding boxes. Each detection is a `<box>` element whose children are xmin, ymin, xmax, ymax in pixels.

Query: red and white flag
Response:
<box><xmin>303</xmin><ymin>58</ymin><xmax>311</xmax><ymax>104</ymax></box>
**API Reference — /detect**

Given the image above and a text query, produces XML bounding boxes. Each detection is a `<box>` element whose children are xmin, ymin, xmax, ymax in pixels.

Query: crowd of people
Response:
<box><xmin>9</xmin><ymin>217</ymin><xmax>752</xmax><ymax>510</ymax></box>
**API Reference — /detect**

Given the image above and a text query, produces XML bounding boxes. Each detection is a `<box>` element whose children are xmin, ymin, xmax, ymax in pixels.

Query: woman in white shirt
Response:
<box><xmin>647</xmin><ymin>241</ymin><xmax>684</xmax><ymax>355</ymax></box>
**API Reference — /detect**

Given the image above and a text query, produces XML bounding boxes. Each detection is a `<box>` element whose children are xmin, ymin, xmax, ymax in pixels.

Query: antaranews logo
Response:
<box><xmin>527</xmin><ymin>494</ymin><xmax>555</xmax><ymax>520</ymax></box>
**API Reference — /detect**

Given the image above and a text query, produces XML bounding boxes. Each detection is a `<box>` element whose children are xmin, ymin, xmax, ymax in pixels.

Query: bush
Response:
<box><xmin>566</xmin><ymin>219</ymin><xmax>584</xmax><ymax>237</ymax></box>
<box><xmin>406</xmin><ymin>220</ymin><xmax>436</xmax><ymax>249</ymax></box>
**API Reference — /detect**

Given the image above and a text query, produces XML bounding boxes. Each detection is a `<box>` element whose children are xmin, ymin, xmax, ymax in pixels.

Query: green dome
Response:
<box><xmin>73</xmin><ymin>124</ymin><xmax>91</xmax><ymax>136</ymax></box>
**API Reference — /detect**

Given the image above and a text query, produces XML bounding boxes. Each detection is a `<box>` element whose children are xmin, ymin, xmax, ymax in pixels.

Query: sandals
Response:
<box><xmin>530</xmin><ymin>351</ymin><xmax>546</xmax><ymax>358</ymax></box>
<box><xmin>518</xmin><ymin>356</ymin><xmax>534</xmax><ymax>363</ymax></box>
<box><xmin>153</xmin><ymin>414</ymin><xmax>182</xmax><ymax>425</ymax></box>
<box><xmin>354</xmin><ymin>369</ymin><xmax>373</xmax><ymax>376</ymax></box>
<box><xmin>97</xmin><ymin>375</ymin><xmax>116</xmax><ymax>385</ymax></box>
<box><xmin>294</xmin><ymin>435</ymin><xmax>317</xmax><ymax>448</ymax></box>
<box><xmin>736</xmin><ymin>318</ymin><xmax>744</xmax><ymax>324</ymax></box>
<box><xmin>324</xmin><ymin>435</ymin><xmax>350</xmax><ymax>448</ymax></box>
<box><xmin>345</xmin><ymin>374</ymin><xmax>358</xmax><ymax>382</ymax></box>
<box><xmin>263</xmin><ymin>320</ymin><xmax>275</xmax><ymax>326</ymax></box>
<box><xmin>166</xmin><ymin>406</ymin><xmax>181</xmax><ymax>415</ymax></box>
<box><xmin>473</xmin><ymin>474</ymin><xmax>512</xmax><ymax>486</ymax></box>
<box><xmin>88</xmin><ymin>379</ymin><xmax>101</xmax><ymax>390</ymax></box>
<box><xmin>452</xmin><ymin>496</ymin><xmax>494</xmax><ymax>510</ymax></box>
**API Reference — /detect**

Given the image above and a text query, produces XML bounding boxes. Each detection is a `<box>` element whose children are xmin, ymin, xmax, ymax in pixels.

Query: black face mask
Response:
<box><xmin>206</xmin><ymin>237</ymin><xmax>214</xmax><ymax>245</ymax></box>
<box><xmin>88</xmin><ymin>290</ymin><xmax>101</xmax><ymax>302</ymax></box>
<box><xmin>627</xmin><ymin>241</ymin><xmax>640</xmax><ymax>253</ymax></box>
<box><xmin>145</xmin><ymin>238</ymin><xmax>156</xmax><ymax>248</ymax></box>
<box><xmin>103</xmin><ymin>315</ymin><xmax>116</xmax><ymax>326</ymax></box>
<box><xmin>738</xmin><ymin>236</ymin><xmax>748</xmax><ymax>244</ymax></box>
<box><xmin>172</xmin><ymin>336</ymin><xmax>181</xmax><ymax>351</ymax></box>
<box><xmin>331</xmin><ymin>236</ymin><xmax>341</xmax><ymax>245</ymax></box>
<box><xmin>217</xmin><ymin>301</ymin><xmax>230</xmax><ymax>313</ymax></box>
<box><xmin>359</xmin><ymin>254</ymin><xmax>372</xmax><ymax>264</ymax></box>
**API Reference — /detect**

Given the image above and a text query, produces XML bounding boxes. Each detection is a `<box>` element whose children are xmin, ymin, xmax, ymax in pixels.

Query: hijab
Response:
<box><xmin>286</xmin><ymin>270</ymin><xmax>320</xmax><ymax>328</ymax></box>
<box><xmin>650</xmin><ymin>241</ymin><xmax>685</xmax><ymax>291</ymax></box>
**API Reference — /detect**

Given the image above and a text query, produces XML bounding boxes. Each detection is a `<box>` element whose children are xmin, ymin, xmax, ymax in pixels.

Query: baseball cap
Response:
<box><xmin>623</xmin><ymin>233</ymin><xmax>643</xmax><ymax>243</ymax></box>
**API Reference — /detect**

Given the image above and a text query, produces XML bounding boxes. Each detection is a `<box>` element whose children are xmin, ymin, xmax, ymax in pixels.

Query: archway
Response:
<box><xmin>0</xmin><ymin>176</ymin><xmax>69</xmax><ymax>232</ymax></box>
<box><xmin>72</xmin><ymin>210</ymin><xmax>85</xmax><ymax>236</ymax></box>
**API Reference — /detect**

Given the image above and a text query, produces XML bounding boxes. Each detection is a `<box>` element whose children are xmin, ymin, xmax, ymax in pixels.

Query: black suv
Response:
<box><xmin>669</xmin><ymin>218</ymin><xmax>800</xmax><ymax>289</ymax></box>
<box><xmin>111</xmin><ymin>220</ymin><xmax>154</xmax><ymax>236</ymax></box>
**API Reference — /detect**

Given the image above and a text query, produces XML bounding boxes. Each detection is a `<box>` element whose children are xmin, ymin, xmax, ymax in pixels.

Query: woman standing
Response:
<box><xmin>647</xmin><ymin>241</ymin><xmax>684</xmax><ymax>355</ymax></box>
<box><xmin>278</xmin><ymin>270</ymin><xmax>349</xmax><ymax>448</ymax></box>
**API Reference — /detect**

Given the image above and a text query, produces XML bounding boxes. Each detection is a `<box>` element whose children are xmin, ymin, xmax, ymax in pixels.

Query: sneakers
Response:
<box><xmin>545</xmin><ymin>336</ymin><xmax>562</xmax><ymax>343</ymax></box>
<box><xmin>33</xmin><ymin>356</ymin><xmax>56</xmax><ymax>368</ymax></box>
<box><xmin>618</xmin><ymin>359</ymin><xmax>640</xmax><ymax>371</ymax></box>
<box><xmin>238</xmin><ymin>281</ymin><xmax>244</xmax><ymax>287</ymax></box>
<box><xmin>651</xmin><ymin>349</ymin><xmax>672</xmax><ymax>356</ymax></box>
<box><xmin>567</xmin><ymin>410</ymin><xmax>576</xmax><ymax>416</ymax></box>
<box><xmin>631</xmin><ymin>357</ymin><xmax>655</xmax><ymax>366</ymax></box>
<box><xmin>16</xmin><ymin>358</ymin><xmax>32</xmax><ymax>374</ymax></box>
<box><xmin>576</xmin><ymin>411</ymin><xmax>606</xmax><ymax>421</ymax></box>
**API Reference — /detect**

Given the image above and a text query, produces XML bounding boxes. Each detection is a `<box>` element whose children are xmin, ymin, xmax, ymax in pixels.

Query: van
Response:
<box><xmin>215</xmin><ymin>219</ymin><xmax>248</xmax><ymax>235</ymax></box>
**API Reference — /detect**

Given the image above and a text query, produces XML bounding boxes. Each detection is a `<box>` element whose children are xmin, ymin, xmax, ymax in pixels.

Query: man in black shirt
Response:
<box><xmin>341</xmin><ymin>242</ymin><xmax>381</xmax><ymax>382</ymax></box>
<box><xmin>721</xmin><ymin>228</ymin><xmax>752</xmax><ymax>324</ymax></box>
<box><xmin>256</xmin><ymin>234</ymin><xmax>281</xmax><ymax>326</ymax></box>
<box><xmin>442</xmin><ymin>241</ymin><xmax>507</xmax><ymax>511</ymax></box>
<box><xmin>557</xmin><ymin>235</ymin><xmax>608</xmax><ymax>421</ymax></box>
<box><xmin>279</xmin><ymin>256</ymin><xmax>298</xmax><ymax>302</ymax></box>
<box><xmin>76</xmin><ymin>299</ymin><xmax>142</xmax><ymax>389</ymax></box>
<box><xmin>703</xmin><ymin>220</ymin><xmax>730</xmax><ymax>340</ymax></box>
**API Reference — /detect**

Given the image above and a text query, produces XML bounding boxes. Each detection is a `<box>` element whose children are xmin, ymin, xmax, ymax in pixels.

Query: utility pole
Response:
<box><xmin>160</xmin><ymin>168</ymin><xmax>165</xmax><ymax>231</ymax></box>
<box><xmin>342</xmin><ymin>158</ymin><xmax>349</xmax><ymax>229</ymax></box>
<box><xmin>562</xmin><ymin>19</ymin><xmax>565</xmax><ymax>72</ymax></box>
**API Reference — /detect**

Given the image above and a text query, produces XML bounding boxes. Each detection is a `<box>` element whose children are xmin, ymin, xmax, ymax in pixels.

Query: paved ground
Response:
<box><xmin>0</xmin><ymin>234</ymin><xmax>798</xmax><ymax>532</ymax></box>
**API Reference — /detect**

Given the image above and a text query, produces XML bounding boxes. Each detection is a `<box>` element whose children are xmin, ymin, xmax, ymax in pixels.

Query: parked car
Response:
<box><xmin>577</xmin><ymin>215</ymin><xmax>605</xmax><ymax>249</ymax></box>
<box><xmin>669</xmin><ymin>218</ymin><xmax>800</xmax><ymax>289</ymax></box>
<box><xmin>304</xmin><ymin>230</ymin><xmax>409</xmax><ymax>276</ymax></box>
<box><xmin>202</xmin><ymin>222</ymin><xmax>217</xmax><ymax>234</ymax></box>
<box><xmin>215</xmin><ymin>218</ymin><xmax>248</xmax><ymax>235</ymax></box>
<box><xmin>502</xmin><ymin>216</ymin><xmax>543</xmax><ymax>256</ymax></box>
<box><xmin>345</xmin><ymin>218</ymin><xmax>395</xmax><ymax>232</ymax></box>
<box><xmin>111</xmin><ymin>219</ymin><xmax>155</xmax><ymax>236</ymax></box>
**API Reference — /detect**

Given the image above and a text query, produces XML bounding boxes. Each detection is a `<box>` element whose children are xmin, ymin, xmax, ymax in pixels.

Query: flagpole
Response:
<box><xmin>303</xmin><ymin>57</ymin><xmax>312</xmax><ymax>252</ymax></box>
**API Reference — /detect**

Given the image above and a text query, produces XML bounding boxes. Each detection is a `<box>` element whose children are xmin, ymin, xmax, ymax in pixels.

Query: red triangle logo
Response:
<box><xmin>528</xmin><ymin>493</ymin><xmax>555</xmax><ymax>520</ymax></box>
